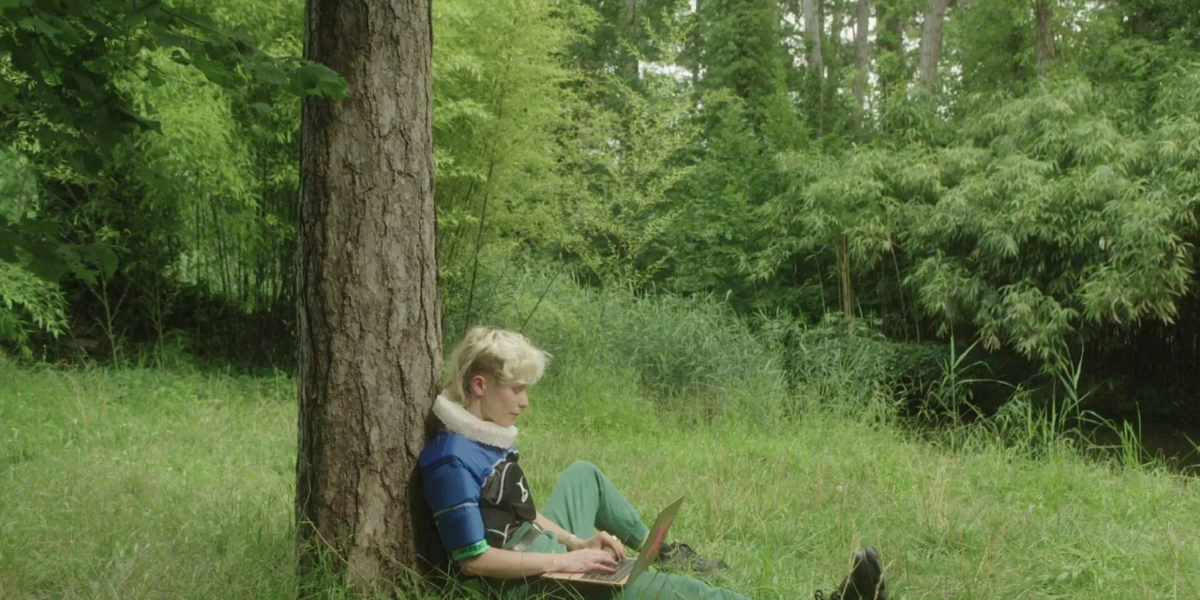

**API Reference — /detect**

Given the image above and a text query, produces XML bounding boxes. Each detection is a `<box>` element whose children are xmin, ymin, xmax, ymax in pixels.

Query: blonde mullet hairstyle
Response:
<box><xmin>447</xmin><ymin>327</ymin><xmax>549</xmax><ymax>406</ymax></box>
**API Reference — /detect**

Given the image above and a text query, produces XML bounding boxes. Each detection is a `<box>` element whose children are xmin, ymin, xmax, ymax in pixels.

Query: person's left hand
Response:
<box><xmin>580</xmin><ymin>532</ymin><xmax>626</xmax><ymax>560</ymax></box>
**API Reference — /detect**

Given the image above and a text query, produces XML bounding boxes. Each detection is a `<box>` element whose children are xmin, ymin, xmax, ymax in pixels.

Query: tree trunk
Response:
<box><xmin>802</xmin><ymin>0</ymin><xmax>825</xmax><ymax>134</ymax></box>
<box><xmin>297</xmin><ymin>0</ymin><xmax>442</xmax><ymax>592</ymax></box>
<box><xmin>803</xmin><ymin>0</ymin><xmax>823</xmax><ymax>71</ymax></box>
<box><xmin>853</xmin><ymin>0</ymin><xmax>871</xmax><ymax>117</ymax></box>
<box><xmin>918</xmin><ymin>0</ymin><xmax>948</xmax><ymax>89</ymax></box>
<box><xmin>691</xmin><ymin>0</ymin><xmax>702</xmax><ymax>84</ymax></box>
<box><xmin>875</xmin><ymin>0</ymin><xmax>906</xmax><ymax>100</ymax></box>
<box><xmin>830</xmin><ymin>0</ymin><xmax>845</xmax><ymax>56</ymax></box>
<box><xmin>836</xmin><ymin>233</ymin><xmax>854</xmax><ymax>319</ymax></box>
<box><xmin>1035</xmin><ymin>0</ymin><xmax>1057</xmax><ymax>78</ymax></box>
<box><xmin>624</xmin><ymin>0</ymin><xmax>639</xmax><ymax>81</ymax></box>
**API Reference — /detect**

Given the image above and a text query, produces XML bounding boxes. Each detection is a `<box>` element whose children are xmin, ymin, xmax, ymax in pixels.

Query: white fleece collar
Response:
<box><xmin>432</xmin><ymin>392</ymin><xmax>518</xmax><ymax>449</ymax></box>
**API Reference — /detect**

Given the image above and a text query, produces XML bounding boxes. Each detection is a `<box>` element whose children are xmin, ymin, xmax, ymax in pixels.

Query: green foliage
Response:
<box><xmin>758</xmin><ymin>147</ymin><xmax>902</xmax><ymax>308</ymax></box>
<box><xmin>3</xmin><ymin>359</ymin><xmax>1200</xmax><ymax>598</ymax></box>
<box><xmin>904</xmin><ymin>77</ymin><xmax>1199</xmax><ymax>370</ymax></box>
<box><xmin>551</xmin><ymin>33</ymin><xmax>700</xmax><ymax>289</ymax></box>
<box><xmin>445</xmin><ymin>253</ymin><xmax>788</xmax><ymax>417</ymax></box>
<box><xmin>945</xmin><ymin>0</ymin><xmax>1037</xmax><ymax>97</ymax></box>
<box><xmin>664</xmin><ymin>91</ymin><xmax>766</xmax><ymax>300</ymax></box>
<box><xmin>0</xmin><ymin>0</ymin><xmax>338</xmax><ymax>285</ymax></box>
<box><xmin>0</xmin><ymin>149</ymin><xmax>120</xmax><ymax>283</ymax></box>
<box><xmin>0</xmin><ymin>259</ymin><xmax>67</xmax><ymax>356</ymax></box>
<box><xmin>0</xmin><ymin>0</ymin><xmax>342</xmax><ymax>150</ymax></box>
<box><xmin>569</xmin><ymin>0</ymin><xmax>688</xmax><ymax>78</ymax></box>
<box><xmin>760</xmin><ymin>313</ymin><xmax>943</xmax><ymax>409</ymax></box>
<box><xmin>698</xmin><ymin>0</ymin><xmax>793</xmax><ymax>132</ymax></box>
<box><xmin>433</xmin><ymin>0</ymin><xmax>587</xmax><ymax>290</ymax></box>
<box><xmin>2</xmin><ymin>0</ymin><xmax>1199</xmax><ymax>423</ymax></box>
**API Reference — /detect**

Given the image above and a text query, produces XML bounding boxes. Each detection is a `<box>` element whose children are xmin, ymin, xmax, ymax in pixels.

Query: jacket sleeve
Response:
<box><xmin>422</xmin><ymin>455</ymin><xmax>488</xmax><ymax>561</ymax></box>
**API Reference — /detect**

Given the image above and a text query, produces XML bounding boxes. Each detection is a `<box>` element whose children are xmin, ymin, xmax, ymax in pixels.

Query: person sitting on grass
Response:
<box><xmin>419</xmin><ymin>326</ymin><xmax>887</xmax><ymax>600</ymax></box>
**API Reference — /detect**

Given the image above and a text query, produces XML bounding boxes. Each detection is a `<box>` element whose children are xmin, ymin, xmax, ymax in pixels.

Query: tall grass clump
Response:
<box><xmin>759</xmin><ymin>314</ymin><xmax>942</xmax><ymax>417</ymax></box>
<box><xmin>442</xmin><ymin>254</ymin><xmax>789</xmax><ymax>423</ymax></box>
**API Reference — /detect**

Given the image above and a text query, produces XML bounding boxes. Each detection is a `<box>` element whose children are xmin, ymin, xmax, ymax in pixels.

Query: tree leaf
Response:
<box><xmin>292</xmin><ymin>63</ymin><xmax>346</xmax><ymax>100</ymax></box>
<box><xmin>254</xmin><ymin>62</ymin><xmax>289</xmax><ymax>86</ymax></box>
<box><xmin>77</xmin><ymin>243</ymin><xmax>119</xmax><ymax>279</ymax></box>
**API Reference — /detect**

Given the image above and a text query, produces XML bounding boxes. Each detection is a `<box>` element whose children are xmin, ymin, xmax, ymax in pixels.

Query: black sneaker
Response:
<box><xmin>654</xmin><ymin>542</ymin><xmax>730</xmax><ymax>575</ymax></box>
<box><xmin>814</xmin><ymin>546</ymin><xmax>886</xmax><ymax>600</ymax></box>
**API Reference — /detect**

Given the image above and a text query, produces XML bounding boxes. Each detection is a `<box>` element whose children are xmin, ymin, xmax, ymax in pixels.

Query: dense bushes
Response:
<box><xmin>443</xmin><ymin>254</ymin><xmax>954</xmax><ymax>423</ymax></box>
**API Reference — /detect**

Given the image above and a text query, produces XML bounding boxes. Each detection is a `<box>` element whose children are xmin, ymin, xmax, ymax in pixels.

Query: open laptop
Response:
<box><xmin>543</xmin><ymin>496</ymin><xmax>684</xmax><ymax>587</ymax></box>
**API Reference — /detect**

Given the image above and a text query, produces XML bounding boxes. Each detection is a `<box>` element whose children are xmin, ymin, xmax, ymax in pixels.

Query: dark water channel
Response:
<box><xmin>1076</xmin><ymin>419</ymin><xmax>1200</xmax><ymax>474</ymax></box>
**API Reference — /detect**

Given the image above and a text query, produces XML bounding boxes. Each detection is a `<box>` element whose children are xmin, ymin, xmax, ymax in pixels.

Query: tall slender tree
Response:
<box><xmin>803</xmin><ymin>0</ymin><xmax>824</xmax><ymax>71</ymax></box>
<box><xmin>624</xmin><ymin>0</ymin><xmax>640</xmax><ymax>80</ymax></box>
<box><xmin>801</xmin><ymin>0</ymin><xmax>825</xmax><ymax>134</ymax></box>
<box><xmin>1035</xmin><ymin>0</ymin><xmax>1057</xmax><ymax>77</ymax></box>
<box><xmin>874</xmin><ymin>0</ymin><xmax>909</xmax><ymax>100</ymax></box>
<box><xmin>919</xmin><ymin>0</ymin><xmax>948</xmax><ymax>88</ymax></box>
<box><xmin>296</xmin><ymin>0</ymin><xmax>441</xmax><ymax>591</ymax></box>
<box><xmin>853</xmin><ymin>0</ymin><xmax>872</xmax><ymax>119</ymax></box>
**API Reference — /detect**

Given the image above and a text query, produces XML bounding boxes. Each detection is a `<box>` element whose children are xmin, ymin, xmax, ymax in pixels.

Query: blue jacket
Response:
<box><xmin>419</xmin><ymin>430</ymin><xmax>536</xmax><ymax>561</ymax></box>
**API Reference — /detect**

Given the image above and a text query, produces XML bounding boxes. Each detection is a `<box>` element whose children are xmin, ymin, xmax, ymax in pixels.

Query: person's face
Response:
<box><xmin>470</xmin><ymin>374</ymin><xmax>529</xmax><ymax>427</ymax></box>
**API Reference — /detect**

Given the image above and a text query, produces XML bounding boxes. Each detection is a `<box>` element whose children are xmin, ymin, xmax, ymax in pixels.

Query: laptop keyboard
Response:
<box><xmin>578</xmin><ymin>558</ymin><xmax>636</xmax><ymax>583</ymax></box>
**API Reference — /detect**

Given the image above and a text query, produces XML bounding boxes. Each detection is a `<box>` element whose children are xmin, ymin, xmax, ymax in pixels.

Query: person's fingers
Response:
<box><xmin>567</xmin><ymin>551</ymin><xmax>611</xmax><ymax>573</ymax></box>
<box><xmin>597</xmin><ymin>532</ymin><xmax>626</xmax><ymax>560</ymax></box>
<box><xmin>590</xmin><ymin>554</ymin><xmax>617</xmax><ymax>573</ymax></box>
<box><xmin>607</xmin><ymin>540</ymin><xmax>624</xmax><ymax>560</ymax></box>
<box><xmin>611</xmin><ymin>536</ymin><xmax>626</xmax><ymax>560</ymax></box>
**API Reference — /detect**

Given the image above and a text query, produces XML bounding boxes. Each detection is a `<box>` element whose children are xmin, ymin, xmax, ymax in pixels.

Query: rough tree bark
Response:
<box><xmin>296</xmin><ymin>0</ymin><xmax>441</xmax><ymax>592</ymax></box>
<box><xmin>1035</xmin><ymin>0</ymin><xmax>1057</xmax><ymax>78</ymax></box>
<box><xmin>918</xmin><ymin>0</ymin><xmax>948</xmax><ymax>88</ymax></box>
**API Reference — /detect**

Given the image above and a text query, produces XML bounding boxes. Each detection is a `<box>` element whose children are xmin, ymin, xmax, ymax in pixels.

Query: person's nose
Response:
<box><xmin>518</xmin><ymin>395</ymin><xmax>529</xmax><ymax>409</ymax></box>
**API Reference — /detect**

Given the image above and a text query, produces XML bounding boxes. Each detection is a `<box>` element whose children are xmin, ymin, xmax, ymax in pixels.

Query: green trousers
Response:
<box><xmin>518</xmin><ymin>460</ymin><xmax>755</xmax><ymax>600</ymax></box>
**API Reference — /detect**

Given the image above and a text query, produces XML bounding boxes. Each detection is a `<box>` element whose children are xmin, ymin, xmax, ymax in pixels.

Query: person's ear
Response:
<box><xmin>470</xmin><ymin>374</ymin><xmax>487</xmax><ymax>397</ymax></box>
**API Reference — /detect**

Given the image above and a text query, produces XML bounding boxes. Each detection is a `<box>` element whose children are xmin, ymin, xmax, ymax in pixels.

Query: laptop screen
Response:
<box><xmin>637</xmin><ymin>496</ymin><xmax>683</xmax><ymax>566</ymax></box>
<box><xmin>647</xmin><ymin>516</ymin><xmax>672</xmax><ymax>557</ymax></box>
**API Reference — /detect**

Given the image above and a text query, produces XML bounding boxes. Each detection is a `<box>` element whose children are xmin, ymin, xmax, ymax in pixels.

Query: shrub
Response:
<box><xmin>446</xmin><ymin>254</ymin><xmax>789</xmax><ymax>419</ymax></box>
<box><xmin>760</xmin><ymin>313</ymin><xmax>943</xmax><ymax>407</ymax></box>
<box><xmin>0</xmin><ymin>261</ymin><xmax>67</xmax><ymax>358</ymax></box>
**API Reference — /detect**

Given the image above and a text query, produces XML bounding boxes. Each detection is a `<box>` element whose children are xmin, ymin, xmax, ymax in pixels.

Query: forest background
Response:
<box><xmin>2</xmin><ymin>0</ymin><xmax>1200</xmax><ymax>597</ymax></box>
<box><xmin>4</xmin><ymin>0</ymin><xmax>1200</xmax><ymax>425</ymax></box>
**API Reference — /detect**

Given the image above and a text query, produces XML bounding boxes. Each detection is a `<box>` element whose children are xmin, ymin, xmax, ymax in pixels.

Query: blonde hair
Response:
<box><xmin>446</xmin><ymin>327</ymin><xmax>549</xmax><ymax>406</ymax></box>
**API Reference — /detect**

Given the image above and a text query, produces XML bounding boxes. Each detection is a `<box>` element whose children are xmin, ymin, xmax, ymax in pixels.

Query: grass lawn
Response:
<box><xmin>1</xmin><ymin>360</ymin><xmax>1197</xmax><ymax>599</ymax></box>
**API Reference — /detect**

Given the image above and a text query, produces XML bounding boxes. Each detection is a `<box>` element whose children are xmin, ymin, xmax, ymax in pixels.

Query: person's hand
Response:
<box><xmin>556</xmin><ymin>549</ymin><xmax>619</xmax><ymax>574</ymax></box>
<box><xmin>579</xmin><ymin>531</ymin><xmax>626</xmax><ymax>560</ymax></box>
